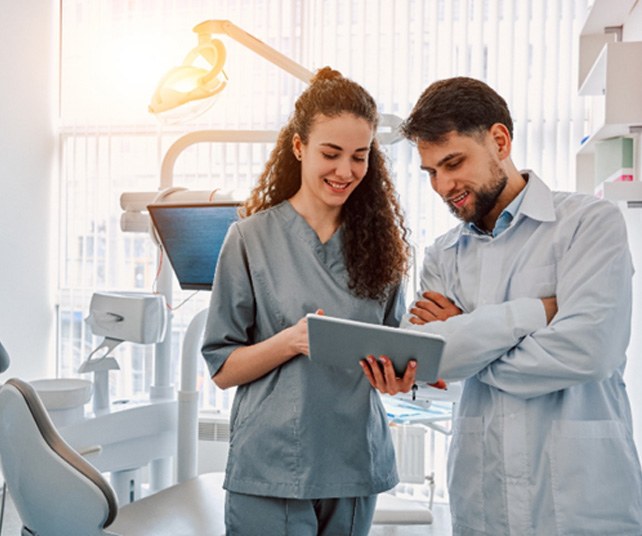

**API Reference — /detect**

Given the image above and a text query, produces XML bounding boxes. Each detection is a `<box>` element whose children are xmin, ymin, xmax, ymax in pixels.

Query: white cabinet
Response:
<box><xmin>575</xmin><ymin>0</ymin><xmax>641</xmax><ymax>194</ymax></box>
<box><xmin>577</xmin><ymin>0</ymin><xmax>636</xmax><ymax>89</ymax></box>
<box><xmin>578</xmin><ymin>42</ymin><xmax>642</xmax><ymax>153</ymax></box>
<box><xmin>576</xmin><ymin>1</ymin><xmax>642</xmax><ymax>456</ymax></box>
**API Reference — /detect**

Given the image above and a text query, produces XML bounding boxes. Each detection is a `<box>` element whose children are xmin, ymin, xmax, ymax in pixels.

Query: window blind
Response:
<box><xmin>58</xmin><ymin>0</ymin><xmax>589</xmax><ymax>497</ymax></box>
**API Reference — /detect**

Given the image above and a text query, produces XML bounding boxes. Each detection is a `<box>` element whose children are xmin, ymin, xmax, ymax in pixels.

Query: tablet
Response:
<box><xmin>307</xmin><ymin>314</ymin><xmax>445</xmax><ymax>383</ymax></box>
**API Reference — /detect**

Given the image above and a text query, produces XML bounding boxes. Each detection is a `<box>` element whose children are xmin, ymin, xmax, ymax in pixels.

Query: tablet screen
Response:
<box><xmin>307</xmin><ymin>314</ymin><xmax>444</xmax><ymax>383</ymax></box>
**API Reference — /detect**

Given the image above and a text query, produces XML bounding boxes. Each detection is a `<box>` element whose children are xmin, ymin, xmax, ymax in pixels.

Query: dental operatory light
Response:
<box><xmin>149</xmin><ymin>27</ymin><xmax>227</xmax><ymax>124</ymax></box>
<box><xmin>149</xmin><ymin>19</ymin><xmax>314</xmax><ymax>124</ymax></box>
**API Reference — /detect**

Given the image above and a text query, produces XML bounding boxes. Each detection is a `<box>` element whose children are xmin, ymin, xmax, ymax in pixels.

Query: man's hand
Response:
<box><xmin>408</xmin><ymin>291</ymin><xmax>463</xmax><ymax>325</ymax></box>
<box><xmin>541</xmin><ymin>297</ymin><xmax>557</xmax><ymax>324</ymax></box>
<box><xmin>360</xmin><ymin>356</ymin><xmax>416</xmax><ymax>395</ymax></box>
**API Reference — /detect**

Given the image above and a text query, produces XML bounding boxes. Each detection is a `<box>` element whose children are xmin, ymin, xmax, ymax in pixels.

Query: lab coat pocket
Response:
<box><xmin>509</xmin><ymin>263</ymin><xmax>557</xmax><ymax>299</ymax></box>
<box><xmin>550</xmin><ymin>419</ymin><xmax>642</xmax><ymax>534</ymax></box>
<box><xmin>447</xmin><ymin>416</ymin><xmax>485</xmax><ymax>532</ymax></box>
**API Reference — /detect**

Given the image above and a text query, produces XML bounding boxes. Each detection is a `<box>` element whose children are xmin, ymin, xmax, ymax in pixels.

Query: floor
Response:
<box><xmin>371</xmin><ymin>502</ymin><xmax>453</xmax><ymax>535</ymax></box>
<box><xmin>0</xmin><ymin>488</ymin><xmax>21</xmax><ymax>536</ymax></box>
<box><xmin>0</xmin><ymin>488</ymin><xmax>453</xmax><ymax>535</ymax></box>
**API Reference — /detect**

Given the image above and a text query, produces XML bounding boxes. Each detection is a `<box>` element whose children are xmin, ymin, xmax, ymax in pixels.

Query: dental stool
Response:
<box><xmin>0</xmin><ymin>378</ymin><xmax>225</xmax><ymax>536</ymax></box>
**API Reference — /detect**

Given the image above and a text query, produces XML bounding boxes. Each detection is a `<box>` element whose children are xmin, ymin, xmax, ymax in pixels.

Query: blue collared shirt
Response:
<box><xmin>402</xmin><ymin>171</ymin><xmax>642</xmax><ymax>535</ymax></box>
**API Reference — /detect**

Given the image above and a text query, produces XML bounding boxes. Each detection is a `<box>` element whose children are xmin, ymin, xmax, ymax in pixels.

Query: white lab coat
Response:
<box><xmin>403</xmin><ymin>172</ymin><xmax>642</xmax><ymax>535</ymax></box>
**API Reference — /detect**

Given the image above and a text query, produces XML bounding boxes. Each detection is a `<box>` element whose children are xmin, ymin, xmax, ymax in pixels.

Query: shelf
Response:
<box><xmin>576</xmin><ymin>41</ymin><xmax>642</xmax><ymax>154</ymax></box>
<box><xmin>575</xmin><ymin>1</ymin><xmax>642</xmax><ymax>193</ymax></box>
<box><xmin>578</xmin><ymin>32</ymin><xmax>616</xmax><ymax>90</ymax></box>
<box><xmin>578</xmin><ymin>125</ymin><xmax>636</xmax><ymax>155</ymax></box>
<box><xmin>578</xmin><ymin>0</ymin><xmax>637</xmax><ymax>92</ymax></box>
<box><xmin>579</xmin><ymin>41</ymin><xmax>642</xmax><ymax>95</ymax></box>
<box><xmin>596</xmin><ymin>181</ymin><xmax>642</xmax><ymax>202</ymax></box>
<box><xmin>580</xmin><ymin>0</ymin><xmax>637</xmax><ymax>35</ymax></box>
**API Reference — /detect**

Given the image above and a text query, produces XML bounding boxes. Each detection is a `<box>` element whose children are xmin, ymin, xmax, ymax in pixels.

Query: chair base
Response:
<box><xmin>372</xmin><ymin>492</ymin><xmax>433</xmax><ymax>525</ymax></box>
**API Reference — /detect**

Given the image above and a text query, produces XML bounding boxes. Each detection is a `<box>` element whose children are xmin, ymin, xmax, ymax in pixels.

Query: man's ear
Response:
<box><xmin>489</xmin><ymin>123</ymin><xmax>512</xmax><ymax>160</ymax></box>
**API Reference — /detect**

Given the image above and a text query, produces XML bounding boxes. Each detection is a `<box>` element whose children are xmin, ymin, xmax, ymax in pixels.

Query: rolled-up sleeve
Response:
<box><xmin>383</xmin><ymin>284</ymin><xmax>406</xmax><ymax>327</ymax></box>
<box><xmin>202</xmin><ymin>223</ymin><xmax>256</xmax><ymax>377</ymax></box>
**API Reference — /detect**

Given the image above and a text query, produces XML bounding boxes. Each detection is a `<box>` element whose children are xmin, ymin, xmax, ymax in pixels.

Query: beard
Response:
<box><xmin>447</xmin><ymin>161</ymin><xmax>508</xmax><ymax>227</ymax></box>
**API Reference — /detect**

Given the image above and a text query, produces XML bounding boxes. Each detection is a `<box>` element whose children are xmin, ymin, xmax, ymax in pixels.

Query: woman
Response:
<box><xmin>202</xmin><ymin>67</ymin><xmax>413</xmax><ymax>535</ymax></box>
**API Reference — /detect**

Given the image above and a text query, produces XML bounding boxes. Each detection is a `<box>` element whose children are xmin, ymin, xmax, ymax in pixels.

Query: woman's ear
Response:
<box><xmin>292</xmin><ymin>134</ymin><xmax>303</xmax><ymax>160</ymax></box>
<box><xmin>489</xmin><ymin>123</ymin><xmax>512</xmax><ymax>160</ymax></box>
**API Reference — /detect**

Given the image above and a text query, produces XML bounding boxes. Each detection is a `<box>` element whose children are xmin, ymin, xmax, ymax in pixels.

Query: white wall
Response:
<box><xmin>0</xmin><ymin>0</ymin><xmax>57</xmax><ymax>380</ymax></box>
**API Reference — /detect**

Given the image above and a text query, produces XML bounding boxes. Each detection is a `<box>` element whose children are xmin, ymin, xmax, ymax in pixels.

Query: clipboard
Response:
<box><xmin>306</xmin><ymin>314</ymin><xmax>445</xmax><ymax>383</ymax></box>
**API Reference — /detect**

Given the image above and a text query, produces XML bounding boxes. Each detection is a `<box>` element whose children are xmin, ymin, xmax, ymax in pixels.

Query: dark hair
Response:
<box><xmin>401</xmin><ymin>77</ymin><xmax>513</xmax><ymax>143</ymax></box>
<box><xmin>243</xmin><ymin>67</ymin><xmax>410</xmax><ymax>301</ymax></box>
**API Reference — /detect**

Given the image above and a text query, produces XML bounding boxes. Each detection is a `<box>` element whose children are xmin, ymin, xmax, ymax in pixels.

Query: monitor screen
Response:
<box><xmin>147</xmin><ymin>202</ymin><xmax>240</xmax><ymax>291</ymax></box>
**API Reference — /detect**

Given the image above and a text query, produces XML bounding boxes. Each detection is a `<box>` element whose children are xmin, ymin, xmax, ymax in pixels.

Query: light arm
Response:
<box><xmin>193</xmin><ymin>20</ymin><xmax>314</xmax><ymax>84</ymax></box>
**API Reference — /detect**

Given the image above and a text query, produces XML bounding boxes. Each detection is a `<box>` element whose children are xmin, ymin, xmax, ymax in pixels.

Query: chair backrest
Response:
<box><xmin>0</xmin><ymin>342</ymin><xmax>9</xmax><ymax>373</ymax></box>
<box><xmin>0</xmin><ymin>378</ymin><xmax>119</xmax><ymax>536</ymax></box>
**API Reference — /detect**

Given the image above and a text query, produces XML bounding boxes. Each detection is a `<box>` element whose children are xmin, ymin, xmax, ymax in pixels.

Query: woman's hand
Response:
<box><xmin>360</xmin><ymin>355</ymin><xmax>416</xmax><ymax>395</ymax></box>
<box><xmin>213</xmin><ymin>309</ymin><xmax>324</xmax><ymax>389</ymax></box>
<box><xmin>284</xmin><ymin>308</ymin><xmax>325</xmax><ymax>357</ymax></box>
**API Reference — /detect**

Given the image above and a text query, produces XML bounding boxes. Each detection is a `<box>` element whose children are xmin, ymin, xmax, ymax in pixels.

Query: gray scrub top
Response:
<box><xmin>202</xmin><ymin>200</ymin><xmax>403</xmax><ymax>499</ymax></box>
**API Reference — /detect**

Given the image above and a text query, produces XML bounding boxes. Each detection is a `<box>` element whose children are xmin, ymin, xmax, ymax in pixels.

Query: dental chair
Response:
<box><xmin>0</xmin><ymin>342</ymin><xmax>8</xmax><ymax>375</ymax></box>
<box><xmin>0</xmin><ymin>341</ymin><xmax>9</xmax><ymax>535</ymax></box>
<box><xmin>0</xmin><ymin>378</ymin><xmax>225</xmax><ymax>536</ymax></box>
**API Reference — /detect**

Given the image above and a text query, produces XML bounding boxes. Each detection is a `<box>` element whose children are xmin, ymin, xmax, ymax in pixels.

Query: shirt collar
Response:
<box><xmin>442</xmin><ymin>170</ymin><xmax>557</xmax><ymax>248</ymax></box>
<box><xmin>516</xmin><ymin>169</ymin><xmax>557</xmax><ymax>223</ymax></box>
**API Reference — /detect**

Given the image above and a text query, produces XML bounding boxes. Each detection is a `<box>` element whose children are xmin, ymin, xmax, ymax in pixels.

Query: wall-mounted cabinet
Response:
<box><xmin>575</xmin><ymin>0</ymin><xmax>641</xmax><ymax>194</ymax></box>
<box><xmin>577</xmin><ymin>1</ymin><xmax>642</xmax><ymax>456</ymax></box>
<box><xmin>578</xmin><ymin>0</ymin><xmax>637</xmax><ymax>87</ymax></box>
<box><xmin>577</xmin><ymin>42</ymin><xmax>642</xmax><ymax>155</ymax></box>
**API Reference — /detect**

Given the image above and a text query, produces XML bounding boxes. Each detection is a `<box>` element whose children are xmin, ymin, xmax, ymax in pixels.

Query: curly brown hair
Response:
<box><xmin>242</xmin><ymin>67</ymin><xmax>410</xmax><ymax>301</ymax></box>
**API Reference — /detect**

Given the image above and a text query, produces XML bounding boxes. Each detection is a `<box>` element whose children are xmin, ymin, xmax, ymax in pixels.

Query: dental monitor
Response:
<box><xmin>148</xmin><ymin>202</ymin><xmax>240</xmax><ymax>290</ymax></box>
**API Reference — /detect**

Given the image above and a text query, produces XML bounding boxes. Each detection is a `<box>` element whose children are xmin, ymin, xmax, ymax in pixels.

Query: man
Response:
<box><xmin>363</xmin><ymin>77</ymin><xmax>642</xmax><ymax>535</ymax></box>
